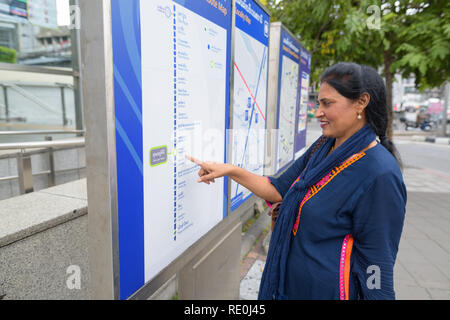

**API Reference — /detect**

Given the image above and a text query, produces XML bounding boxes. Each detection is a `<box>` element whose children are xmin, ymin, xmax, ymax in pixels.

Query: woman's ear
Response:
<box><xmin>356</xmin><ymin>92</ymin><xmax>370</xmax><ymax>113</ymax></box>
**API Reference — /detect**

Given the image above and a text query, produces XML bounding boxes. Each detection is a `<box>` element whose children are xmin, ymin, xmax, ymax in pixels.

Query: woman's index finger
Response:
<box><xmin>185</xmin><ymin>155</ymin><xmax>205</xmax><ymax>167</ymax></box>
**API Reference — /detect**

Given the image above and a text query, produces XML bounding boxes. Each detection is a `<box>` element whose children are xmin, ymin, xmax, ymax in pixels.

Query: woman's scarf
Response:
<box><xmin>258</xmin><ymin>124</ymin><xmax>377</xmax><ymax>300</ymax></box>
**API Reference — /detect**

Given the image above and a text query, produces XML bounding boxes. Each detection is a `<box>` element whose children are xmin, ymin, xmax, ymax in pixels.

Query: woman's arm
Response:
<box><xmin>352</xmin><ymin>173</ymin><xmax>407</xmax><ymax>300</ymax></box>
<box><xmin>186</xmin><ymin>155</ymin><xmax>282</xmax><ymax>203</ymax></box>
<box><xmin>229</xmin><ymin>166</ymin><xmax>282</xmax><ymax>203</ymax></box>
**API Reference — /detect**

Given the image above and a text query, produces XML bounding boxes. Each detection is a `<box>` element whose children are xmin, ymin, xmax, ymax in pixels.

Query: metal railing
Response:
<box><xmin>0</xmin><ymin>62</ymin><xmax>76</xmax><ymax>77</ymax></box>
<box><xmin>0</xmin><ymin>50</ymin><xmax>84</xmax><ymax>132</ymax></box>
<box><xmin>0</xmin><ymin>82</ymin><xmax>75</xmax><ymax>127</ymax></box>
<box><xmin>0</xmin><ymin>137</ymin><xmax>85</xmax><ymax>195</ymax></box>
<box><xmin>0</xmin><ymin>130</ymin><xmax>85</xmax><ymax>137</ymax></box>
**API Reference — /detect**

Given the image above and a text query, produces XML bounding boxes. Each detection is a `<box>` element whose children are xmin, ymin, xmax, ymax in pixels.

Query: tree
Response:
<box><xmin>267</xmin><ymin>0</ymin><xmax>450</xmax><ymax>139</ymax></box>
<box><xmin>393</xmin><ymin>1</ymin><xmax>450</xmax><ymax>90</ymax></box>
<box><xmin>0</xmin><ymin>46</ymin><xmax>17</xmax><ymax>64</ymax></box>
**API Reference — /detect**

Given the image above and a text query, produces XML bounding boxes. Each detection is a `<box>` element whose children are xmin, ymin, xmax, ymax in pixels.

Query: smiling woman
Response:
<box><xmin>258</xmin><ymin>62</ymin><xmax>406</xmax><ymax>300</ymax></box>
<box><xmin>187</xmin><ymin>62</ymin><xmax>407</xmax><ymax>300</ymax></box>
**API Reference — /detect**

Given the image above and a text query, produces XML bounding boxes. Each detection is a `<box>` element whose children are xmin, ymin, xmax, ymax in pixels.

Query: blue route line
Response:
<box><xmin>235</xmin><ymin>47</ymin><xmax>267</xmax><ymax>197</ymax></box>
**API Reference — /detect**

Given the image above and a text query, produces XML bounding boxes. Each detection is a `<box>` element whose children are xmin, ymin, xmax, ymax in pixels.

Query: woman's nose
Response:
<box><xmin>315</xmin><ymin>106</ymin><xmax>324</xmax><ymax>119</ymax></box>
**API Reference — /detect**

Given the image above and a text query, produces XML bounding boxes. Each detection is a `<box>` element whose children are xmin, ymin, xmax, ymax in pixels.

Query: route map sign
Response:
<box><xmin>231</xmin><ymin>0</ymin><xmax>270</xmax><ymax>212</ymax></box>
<box><xmin>294</xmin><ymin>45</ymin><xmax>311</xmax><ymax>159</ymax></box>
<box><xmin>275</xmin><ymin>27</ymin><xmax>301</xmax><ymax>174</ymax></box>
<box><xmin>111</xmin><ymin>0</ymin><xmax>232</xmax><ymax>299</ymax></box>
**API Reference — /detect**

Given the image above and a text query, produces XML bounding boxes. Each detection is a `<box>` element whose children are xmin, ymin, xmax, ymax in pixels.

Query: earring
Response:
<box><xmin>357</xmin><ymin>113</ymin><xmax>362</xmax><ymax>120</ymax></box>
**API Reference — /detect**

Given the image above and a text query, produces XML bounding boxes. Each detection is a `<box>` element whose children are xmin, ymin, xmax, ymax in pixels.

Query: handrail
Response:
<box><xmin>0</xmin><ymin>62</ymin><xmax>75</xmax><ymax>77</ymax></box>
<box><xmin>0</xmin><ymin>166</ymin><xmax>87</xmax><ymax>183</ymax></box>
<box><xmin>7</xmin><ymin>84</ymin><xmax>64</xmax><ymax>116</ymax></box>
<box><xmin>0</xmin><ymin>138</ymin><xmax>85</xmax><ymax>151</ymax></box>
<box><xmin>0</xmin><ymin>130</ymin><xmax>85</xmax><ymax>136</ymax></box>
<box><xmin>0</xmin><ymin>81</ymin><xmax>74</xmax><ymax>88</ymax></box>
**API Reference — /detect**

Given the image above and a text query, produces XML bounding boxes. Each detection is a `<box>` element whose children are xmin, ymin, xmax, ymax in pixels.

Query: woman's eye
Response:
<box><xmin>317</xmin><ymin>101</ymin><xmax>331</xmax><ymax>107</ymax></box>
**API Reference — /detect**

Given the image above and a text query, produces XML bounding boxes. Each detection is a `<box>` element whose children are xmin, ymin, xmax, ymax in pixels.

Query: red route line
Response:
<box><xmin>281</xmin><ymin>113</ymin><xmax>295</xmax><ymax>126</ymax></box>
<box><xmin>234</xmin><ymin>62</ymin><xmax>266</xmax><ymax>122</ymax></box>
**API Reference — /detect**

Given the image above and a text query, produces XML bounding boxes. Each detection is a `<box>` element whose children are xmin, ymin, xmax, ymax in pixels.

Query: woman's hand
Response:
<box><xmin>186</xmin><ymin>155</ymin><xmax>282</xmax><ymax>203</ymax></box>
<box><xmin>185</xmin><ymin>155</ymin><xmax>233</xmax><ymax>185</ymax></box>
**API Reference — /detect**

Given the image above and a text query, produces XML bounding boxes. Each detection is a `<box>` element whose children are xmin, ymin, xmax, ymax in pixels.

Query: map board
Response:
<box><xmin>230</xmin><ymin>0</ymin><xmax>270</xmax><ymax>211</ymax></box>
<box><xmin>111</xmin><ymin>0</ymin><xmax>232</xmax><ymax>299</ymax></box>
<box><xmin>274</xmin><ymin>27</ymin><xmax>301</xmax><ymax>174</ymax></box>
<box><xmin>294</xmin><ymin>45</ymin><xmax>311</xmax><ymax>159</ymax></box>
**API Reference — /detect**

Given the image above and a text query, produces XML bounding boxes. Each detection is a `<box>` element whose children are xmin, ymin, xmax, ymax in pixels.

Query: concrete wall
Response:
<box><xmin>0</xmin><ymin>179</ymin><xmax>90</xmax><ymax>300</ymax></box>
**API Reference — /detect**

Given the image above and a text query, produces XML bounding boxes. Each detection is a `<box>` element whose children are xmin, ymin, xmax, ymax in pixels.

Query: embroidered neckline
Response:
<box><xmin>292</xmin><ymin>150</ymin><xmax>368</xmax><ymax>236</ymax></box>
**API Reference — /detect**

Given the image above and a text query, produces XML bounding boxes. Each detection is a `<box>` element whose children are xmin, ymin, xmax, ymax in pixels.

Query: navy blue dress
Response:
<box><xmin>267</xmin><ymin>143</ymin><xmax>407</xmax><ymax>300</ymax></box>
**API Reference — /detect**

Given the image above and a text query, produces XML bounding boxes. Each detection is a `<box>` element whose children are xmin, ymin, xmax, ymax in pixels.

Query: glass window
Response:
<box><xmin>0</xmin><ymin>27</ymin><xmax>14</xmax><ymax>48</ymax></box>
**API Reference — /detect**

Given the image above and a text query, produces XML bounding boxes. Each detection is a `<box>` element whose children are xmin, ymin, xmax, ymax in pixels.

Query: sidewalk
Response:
<box><xmin>239</xmin><ymin>166</ymin><xmax>450</xmax><ymax>300</ymax></box>
<box><xmin>411</xmin><ymin>135</ymin><xmax>450</xmax><ymax>145</ymax></box>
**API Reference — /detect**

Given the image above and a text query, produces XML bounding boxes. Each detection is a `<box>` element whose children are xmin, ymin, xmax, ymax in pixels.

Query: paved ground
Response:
<box><xmin>239</xmin><ymin>121</ymin><xmax>450</xmax><ymax>300</ymax></box>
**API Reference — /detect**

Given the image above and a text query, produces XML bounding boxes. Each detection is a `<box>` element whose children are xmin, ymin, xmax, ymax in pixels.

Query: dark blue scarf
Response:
<box><xmin>258</xmin><ymin>124</ymin><xmax>377</xmax><ymax>300</ymax></box>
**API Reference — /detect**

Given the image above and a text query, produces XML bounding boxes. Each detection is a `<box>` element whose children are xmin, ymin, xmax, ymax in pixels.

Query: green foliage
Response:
<box><xmin>392</xmin><ymin>0</ymin><xmax>450</xmax><ymax>89</ymax></box>
<box><xmin>0</xmin><ymin>46</ymin><xmax>17</xmax><ymax>64</ymax></box>
<box><xmin>267</xmin><ymin>0</ymin><xmax>450</xmax><ymax>90</ymax></box>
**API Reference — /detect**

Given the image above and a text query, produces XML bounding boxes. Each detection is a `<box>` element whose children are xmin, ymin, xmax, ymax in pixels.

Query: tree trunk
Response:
<box><xmin>441</xmin><ymin>81</ymin><xmax>449</xmax><ymax>137</ymax></box>
<box><xmin>384</xmin><ymin>50</ymin><xmax>394</xmax><ymax>140</ymax></box>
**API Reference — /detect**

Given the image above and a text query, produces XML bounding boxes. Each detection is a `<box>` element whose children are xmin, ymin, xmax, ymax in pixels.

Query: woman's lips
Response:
<box><xmin>320</xmin><ymin>121</ymin><xmax>329</xmax><ymax>129</ymax></box>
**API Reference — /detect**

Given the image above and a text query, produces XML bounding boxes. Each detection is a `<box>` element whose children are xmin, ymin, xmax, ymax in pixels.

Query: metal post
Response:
<box><xmin>60</xmin><ymin>86</ymin><xmax>68</xmax><ymax>126</ymax></box>
<box><xmin>17</xmin><ymin>151</ymin><xmax>34</xmax><ymax>194</ymax></box>
<box><xmin>265</xmin><ymin>22</ymin><xmax>282</xmax><ymax>176</ymax></box>
<box><xmin>71</xmin><ymin>0</ymin><xmax>85</xmax><ymax>135</ymax></box>
<box><xmin>80</xmin><ymin>0</ymin><xmax>120</xmax><ymax>300</ymax></box>
<box><xmin>441</xmin><ymin>81</ymin><xmax>449</xmax><ymax>137</ymax></box>
<box><xmin>2</xmin><ymin>85</ymin><xmax>9</xmax><ymax>122</ymax></box>
<box><xmin>45</xmin><ymin>136</ymin><xmax>56</xmax><ymax>187</ymax></box>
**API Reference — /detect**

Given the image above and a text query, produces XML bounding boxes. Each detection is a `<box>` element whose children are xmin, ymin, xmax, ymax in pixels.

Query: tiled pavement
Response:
<box><xmin>239</xmin><ymin>166</ymin><xmax>450</xmax><ymax>300</ymax></box>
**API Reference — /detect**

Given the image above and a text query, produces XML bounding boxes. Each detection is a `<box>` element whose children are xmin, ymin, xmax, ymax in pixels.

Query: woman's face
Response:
<box><xmin>315</xmin><ymin>82</ymin><xmax>368</xmax><ymax>141</ymax></box>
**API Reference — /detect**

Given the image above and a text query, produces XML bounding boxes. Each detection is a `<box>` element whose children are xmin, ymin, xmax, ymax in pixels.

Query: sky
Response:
<box><xmin>56</xmin><ymin>0</ymin><xmax>70</xmax><ymax>26</ymax></box>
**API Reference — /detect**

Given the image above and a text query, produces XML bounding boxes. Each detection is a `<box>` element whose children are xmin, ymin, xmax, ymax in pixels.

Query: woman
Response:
<box><xmin>186</xmin><ymin>62</ymin><xmax>407</xmax><ymax>300</ymax></box>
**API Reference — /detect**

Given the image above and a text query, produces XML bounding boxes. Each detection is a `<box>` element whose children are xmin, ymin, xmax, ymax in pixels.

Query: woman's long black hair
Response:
<box><xmin>320</xmin><ymin>62</ymin><xmax>403</xmax><ymax>169</ymax></box>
